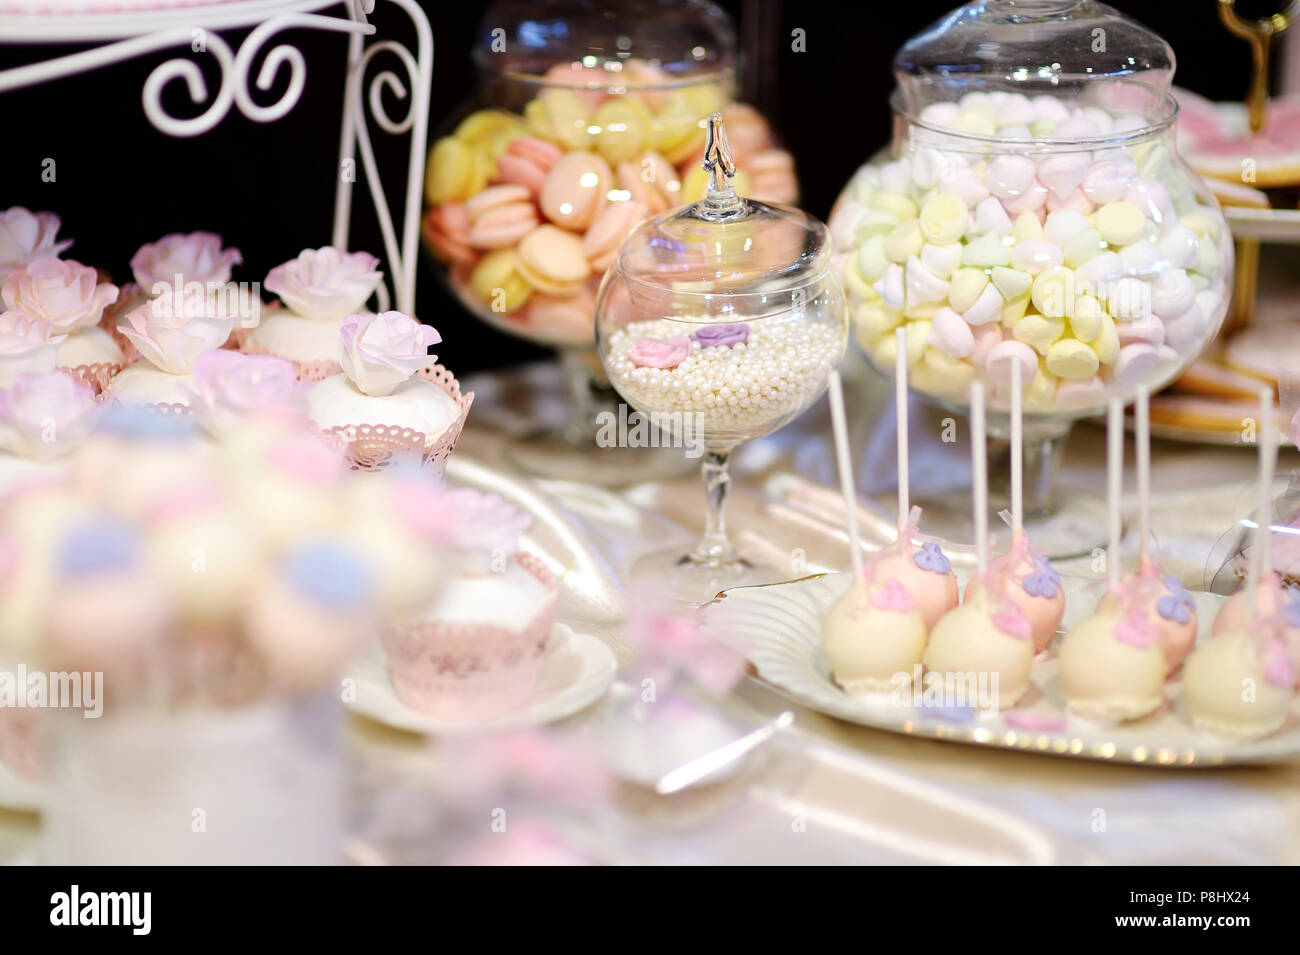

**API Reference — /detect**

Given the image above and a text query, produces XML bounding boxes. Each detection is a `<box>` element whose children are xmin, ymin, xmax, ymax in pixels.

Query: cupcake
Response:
<box><xmin>107</xmin><ymin>288</ymin><xmax>235</xmax><ymax>408</ymax></box>
<box><xmin>183</xmin><ymin>350</ymin><xmax>305</xmax><ymax>439</ymax></box>
<box><xmin>0</xmin><ymin>371</ymin><xmax>102</xmax><ymax>494</ymax></box>
<box><xmin>307</xmin><ymin>311</ymin><xmax>472</xmax><ymax>472</ymax></box>
<box><xmin>2</xmin><ymin>256</ymin><xmax>122</xmax><ymax>393</ymax></box>
<box><xmin>380</xmin><ymin>489</ymin><xmax>558</xmax><ymax>721</ymax></box>
<box><xmin>247</xmin><ymin>247</ymin><xmax>383</xmax><ymax>379</ymax></box>
<box><xmin>0</xmin><ymin>308</ymin><xmax>65</xmax><ymax>387</ymax></box>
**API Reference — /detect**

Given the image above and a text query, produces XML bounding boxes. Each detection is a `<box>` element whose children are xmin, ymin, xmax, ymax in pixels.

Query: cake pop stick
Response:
<box><xmin>1246</xmin><ymin>386</ymin><xmax>1278</xmax><ymax>626</ymax></box>
<box><xmin>826</xmin><ymin>369</ymin><xmax>863</xmax><ymax>580</ymax></box>
<box><xmin>1009</xmin><ymin>357</ymin><xmax>1022</xmax><ymax>537</ymax></box>
<box><xmin>1136</xmin><ymin>386</ymin><xmax>1151</xmax><ymax>567</ymax></box>
<box><xmin>1107</xmin><ymin>397</ymin><xmax>1123</xmax><ymax>592</ymax></box>
<box><xmin>895</xmin><ymin>326</ymin><xmax>909</xmax><ymax>533</ymax></box>
<box><xmin>971</xmin><ymin>380</ymin><xmax>988</xmax><ymax>573</ymax></box>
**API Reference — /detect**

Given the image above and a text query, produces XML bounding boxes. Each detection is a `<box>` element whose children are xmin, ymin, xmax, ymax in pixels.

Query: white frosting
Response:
<box><xmin>249</xmin><ymin>311</ymin><xmax>343</xmax><ymax>365</ymax></box>
<box><xmin>108</xmin><ymin>363</ymin><xmax>196</xmax><ymax>406</ymax></box>
<box><xmin>307</xmin><ymin>373</ymin><xmax>460</xmax><ymax>438</ymax></box>
<box><xmin>57</xmin><ymin>326</ymin><xmax>124</xmax><ymax>368</ymax></box>
<box><xmin>822</xmin><ymin>582</ymin><xmax>927</xmax><ymax>693</ymax></box>
<box><xmin>0</xmin><ymin>454</ymin><xmax>61</xmax><ymax>495</ymax></box>
<box><xmin>1184</xmin><ymin>630</ymin><xmax>1293</xmax><ymax>739</ymax></box>
<box><xmin>421</xmin><ymin>564</ymin><xmax>552</xmax><ymax>630</ymax></box>
<box><xmin>922</xmin><ymin>595</ymin><xmax>1034</xmax><ymax>709</ymax></box>
<box><xmin>1058</xmin><ymin>610</ymin><xmax>1166</xmax><ymax>721</ymax></box>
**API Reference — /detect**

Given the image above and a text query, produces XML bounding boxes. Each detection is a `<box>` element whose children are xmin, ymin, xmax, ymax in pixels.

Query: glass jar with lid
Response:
<box><xmin>829</xmin><ymin>0</ymin><xmax>1231</xmax><ymax>556</ymax></box>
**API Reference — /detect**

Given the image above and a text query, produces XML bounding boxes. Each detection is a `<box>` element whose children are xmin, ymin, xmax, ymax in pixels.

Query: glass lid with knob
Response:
<box><xmin>894</xmin><ymin>0</ymin><xmax>1176</xmax><ymax>125</ymax></box>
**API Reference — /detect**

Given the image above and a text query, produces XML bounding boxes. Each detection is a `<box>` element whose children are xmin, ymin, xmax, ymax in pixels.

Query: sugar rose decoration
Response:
<box><xmin>0</xmin><ymin>207</ymin><xmax>72</xmax><ymax>282</ymax></box>
<box><xmin>0</xmin><ymin>371</ymin><xmax>101</xmax><ymax>460</ymax></box>
<box><xmin>184</xmin><ymin>350</ymin><xmax>302</xmax><ymax>436</ymax></box>
<box><xmin>2</xmin><ymin>257</ymin><xmax>118</xmax><ymax>334</ymax></box>
<box><xmin>692</xmin><ymin>323</ymin><xmax>750</xmax><ymax>349</ymax></box>
<box><xmin>131</xmin><ymin>231</ymin><xmax>242</xmax><ymax>292</ymax></box>
<box><xmin>0</xmin><ymin>309</ymin><xmax>66</xmax><ymax>384</ymax></box>
<box><xmin>265</xmin><ymin>247</ymin><xmax>382</xmax><ymax>321</ymax></box>
<box><xmin>338</xmin><ymin>311</ymin><xmax>440</xmax><ymax>397</ymax></box>
<box><xmin>628</xmin><ymin>336</ymin><xmax>692</xmax><ymax>369</ymax></box>
<box><xmin>440</xmin><ymin>488</ymin><xmax>531</xmax><ymax>555</ymax></box>
<box><xmin>119</xmin><ymin>293</ymin><xmax>235</xmax><ymax>374</ymax></box>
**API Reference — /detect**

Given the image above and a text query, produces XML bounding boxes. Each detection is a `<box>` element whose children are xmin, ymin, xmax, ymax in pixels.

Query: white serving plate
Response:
<box><xmin>706</xmin><ymin>572</ymin><xmax>1300</xmax><ymax>766</ymax></box>
<box><xmin>347</xmin><ymin>623</ymin><xmax>617</xmax><ymax>734</ymax></box>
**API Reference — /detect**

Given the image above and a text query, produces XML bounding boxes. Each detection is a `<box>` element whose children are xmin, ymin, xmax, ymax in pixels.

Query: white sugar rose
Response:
<box><xmin>2</xmin><ymin>257</ymin><xmax>118</xmax><ymax>334</ymax></box>
<box><xmin>0</xmin><ymin>208</ymin><xmax>73</xmax><ymax>283</ymax></box>
<box><xmin>0</xmin><ymin>371</ymin><xmax>101</xmax><ymax>460</ymax></box>
<box><xmin>338</xmin><ymin>311</ymin><xmax>440</xmax><ymax>397</ymax></box>
<box><xmin>0</xmin><ymin>310</ymin><xmax>66</xmax><ymax>386</ymax></box>
<box><xmin>119</xmin><ymin>291</ymin><xmax>235</xmax><ymax>374</ymax></box>
<box><xmin>131</xmin><ymin>231</ymin><xmax>242</xmax><ymax>292</ymax></box>
<box><xmin>265</xmin><ymin>247</ymin><xmax>382</xmax><ymax>321</ymax></box>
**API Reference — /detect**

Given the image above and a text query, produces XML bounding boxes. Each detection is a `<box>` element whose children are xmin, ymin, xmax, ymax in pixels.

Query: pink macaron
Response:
<box><xmin>583</xmin><ymin>199</ymin><xmax>647</xmax><ymax>272</ymax></box>
<box><xmin>495</xmin><ymin>136</ymin><xmax>564</xmax><ymax>198</ymax></box>
<box><xmin>465</xmin><ymin>184</ymin><xmax>539</xmax><ymax>249</ymax></box>
<box><xmin>540</xmin><ymin>151</ymin><xmax>612</xmax><ymax>232</ymax></box>
<box><xmin>423</xmin><ymin>203</ymin><xmax>477</xmax><ymax>266</ymax></box>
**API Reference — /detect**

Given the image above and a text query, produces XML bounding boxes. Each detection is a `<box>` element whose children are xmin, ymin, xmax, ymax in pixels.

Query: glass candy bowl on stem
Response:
<box><xmin>596</xmin><ymin>114</ymin><xmax>847</xmax><ymax>603</ymax></box>
<box><xmin>829</xmin><ymin>0</ymin><xmax>1232</xmax><ymax>557</ymax></box>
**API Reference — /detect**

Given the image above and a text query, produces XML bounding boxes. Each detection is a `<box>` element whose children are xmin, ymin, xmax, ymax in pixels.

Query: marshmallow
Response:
<box><xmin>1081</xmin><ymin>159</ymin><xmax>1136</xmax><ymax>204</ymax></box>
<box><xmin>1063</xmin><ymin>228</ymin><xmax>1104</xmax><ymax>267</ymax></box>
<box><xmin>1031</xmin><ymin>266</ymin><xmax>1076</xmax><ymax>318</ymax></box>
<box><xmin>905</xmin><ymin>255</ymin><xmax>950</xmax><ymax>305</ymax></box>
<box><xmin>962</xmin><ymin>232</ymin><xmax>1012</xmax><ymax>267</ymax></box>
<box><xmin>1038</xmin><ymin>153</ymin><xmax>1089</xmax><ymax>199</ymax></box>
<box><xmin>857</xmin><ymin>235</ymin><xmax>890</xmax><ymax>282</ymax></box>
<box><xmin>973</xmin><ymin>196</ymin><xmax>1014</xmax><ymax>236</ymax></box>
<box><xmin>991</xmin><ymin>266</ymin><xmax>1032</xmax><ymax>301</ymax></box>
<box><xmin>919</xmin><ymin>193</ymin><xmax>970</xmax><ymax>244</ymax></box>
<box><xmin>1010</xmin><ymin>241</ymin><xmax>1064</xmax><ymax>274</ymax></box>
<box><xmin>1112</xmin><ymin>342</ymin><xmax>1160</xmax><ymax>384</ymax></box>
<box><xmin>969</xmin><ymin>322</ymin><xmax>1003</xmax><ymax>367</ymax></box>
<box><xmin>948</xmin><ymin>267</ymin><xmax>989</xmax><ymax>312</ymax></box>
<box><xmin>1044</xmin><ymin>209</ymin><xmax>1091</xmax><ymax>247</ymax></box>
<box><xmin>1069</xmin><ymin>294</ymin><xmax>1107</xmax><ymax>342</ymax></box>
<box><xmin>1157</xmin><ymin>224</ymin><xmax>1199</xmax><ymax>269</ymax></box>
<box><xmin>873</xmin><ymin>263</ymin><xmax>905</xmax><ymax>310</ymax></box>
<box><xmin>1151</xmin><ymin>268</ymin><xmax>1195</xmax><ymax>318</ymax></box>
<box><xmin>884</xmin><ymin>220</ymin><xmax>924</xmax><ymax>263</ymax></box>
<box><xmin>921</xmin><ymin>241</ymin><xmax>964</xmax><ymax>278</ymax></box>
<box><xmin>1012</xmin><ymin>313</ymin><xmax>1066</xmax><ymax>355</ymax></box>
<box><xmin>985</xmin><ymin>340</ymin><xmax>1039</xmax><ymax>390</ymax></box>
<box><xmin>1094</xmin><ymin>201</ymin><xmax>1148</xmax><ymax>246</ymax></box>
<box><xmin>937</xmin><ymin>165</ymin><xmax>991</xmax><ymax>206</ymax></box>
<box><xmin>985</xmin><ymin>154</ymin><xmax>1036</xmax><ymax>199</ymax></box>
<box><xmin>928</xmin><ymin>306</ymin><xmax>975</xmax><ymax>358</ymax></box>
<box><xmin>1046</xmin><ymin>338</ymin><xmax>1100</xmax><ymax>379</ymax></box>
<box><xmin>962</xmin><ymin>283</ymin><xmax>1004</xmax><ymax>326</ymax></box>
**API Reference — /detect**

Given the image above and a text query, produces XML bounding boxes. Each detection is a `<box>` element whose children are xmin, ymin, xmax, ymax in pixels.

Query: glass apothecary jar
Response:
<box><xmin>422</xmin><ymin>0</ymin><xmax>798</xmax><ymax>480</ymax></box>
<box><xmin>828</xmin><ymin>0</ymin><xmax>1232</xmax><ymax>556</ymax></box>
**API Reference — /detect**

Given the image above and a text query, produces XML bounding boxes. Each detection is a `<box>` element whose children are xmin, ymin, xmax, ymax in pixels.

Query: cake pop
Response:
<box><xmin>1186</xmin><ymin>389</ymin><xmax>1296</xmax><ymax>736</ymax></box>
<box><xmin>820</xmin><ymin>370</ymin><xmax>928</xmax><ymax>694</ymax></box>
<box><xmin>1059</xmin><ymin>399</ymin><xmax>1167</xmax><ymax>721</ymax></box>
<box><xmin>963</xmin><ymin>355</ymin><xmax>1064</xmax><ymax>650</ymax></box>
<box><xmin>1098</xmin><ymin>387</ymin><xmax>1196</xmax><ymax>673</ymax></box>
<box><xmin>922</xmin><ymin>382</ymin><xmax>1035</xmax><ymax>709</ymax></box>
<box><xmin>863</xmin><ymin>327</ymin><xmax>958</xmax><ymax>630</ymax></box>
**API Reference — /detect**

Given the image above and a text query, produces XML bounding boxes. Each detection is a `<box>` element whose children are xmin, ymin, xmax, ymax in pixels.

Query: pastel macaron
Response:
<box><xmin>517</xmin><ymin>225</ymin><xmax>592</xmax><ymax>296</ymax></box>
<box><xmin>583</xmin><ymin>200</ymin><xmax>648</xmax><ymax>272</ymax></box>
<box><xmin>465</xmin><ymin>185</ymin><xmax>539</xmax><ymax>249</ymax></box>
<box><xmin>495</xmin><ymin>136</ymin><xmax>564</xmax><ymax>198</ymax></box>
<box><xmin>422</xmin><ymin>202</ymin><xmax>476</xmax><ymax>266</ymax></box>
<box><xmin>541</xmin><ymin>151</ymin><xmax>613</xmax><ymax>232</ymax></box>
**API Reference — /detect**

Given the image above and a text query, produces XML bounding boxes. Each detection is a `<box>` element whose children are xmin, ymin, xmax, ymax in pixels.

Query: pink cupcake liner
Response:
<box><xmin>380</xmin><ymin>553</ymin><xmax>558</xmax><ymax>721</ymax></box>
<box><xmin>58</xmin><ymin>361</ymin><xmax>123</xmax><ymax>400</ymax></box>
<box><xmin>317</xmin><ymin>363</ymin><xmax>474</xmax><ymax>476</ymax></box>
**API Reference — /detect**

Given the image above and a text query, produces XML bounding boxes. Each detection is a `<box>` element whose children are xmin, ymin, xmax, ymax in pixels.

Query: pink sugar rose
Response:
<box><xmin>119</xmin><ymin>291</ymin><xmax>235</xmax><ymax>374</ymax></box>
<box><xmin>0</xmin><ymin>371</ymin><xmax>101</xmax><ymax>460</ymax></box>
<box><xmin>440</xmin><ymin>487</ymin><xmax>531</xmax><ymax>556</ymax></box>
<box><xmin>131</xmin><ymin>231</ymin><xmax>242</xmax><ymax>292</ymax></box>
<box><xmin>0</xmin><ymin>310</ymin><xmax>66</xmax><ymax>386</ymax></box>
<box><xmin>265</xmin><ymin>247</ymin><xmax>383</xmax><ymax>321</ymax></box>
<box><xmin>628</xmin><ymin>336</ymin><xmax>692</xmax><ymax>369</ymax></box>
<box><xmin>2</xmin><ymin>257</ymin><xmax>118</xmax><ymax>334</ymax></box>
<box><xmin>183</xmin><ymin>350</ymin><xmax>303</xmax><ymax>437</ymax></box>
<box><xmin>0</xmin><ymin>208</ymin><xmax>72</xmax><ymax>283</ymax></box>
<box><xmin>338</xmin><ymin>311</ymin><xmax>440</xmax><ymax>397</ymax></box>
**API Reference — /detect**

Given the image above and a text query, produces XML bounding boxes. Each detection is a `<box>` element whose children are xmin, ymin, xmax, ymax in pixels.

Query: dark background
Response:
<box><xmin>0</xmin><ymin>0</ymin><xmax>1280</xmax><ymax>373</ymax></box>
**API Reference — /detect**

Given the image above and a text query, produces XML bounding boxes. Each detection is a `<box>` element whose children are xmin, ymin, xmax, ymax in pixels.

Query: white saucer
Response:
<box><xmin>0</xmin><ymin>757</ymin><xmax>41</xmax><ymax>813</ymax></box>
<box><xmin>347</xmin><ymin>623</ymin><xmax>617</xmax><ymax>734</ymax></box>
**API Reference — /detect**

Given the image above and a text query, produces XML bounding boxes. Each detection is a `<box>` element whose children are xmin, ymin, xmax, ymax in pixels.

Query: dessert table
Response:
<box><xmin>5</xmin><ymin>347</ymin><xmax>1296</xmax><ymax>865</ymax></box>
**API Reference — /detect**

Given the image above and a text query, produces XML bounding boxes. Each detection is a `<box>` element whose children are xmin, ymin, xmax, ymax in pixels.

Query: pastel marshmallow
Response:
<box><xmin>1012</xmin><ymin>211</ymin><xmax>1045</xmax><ymax>242</ymax></box>
<box><xmin>1081</xmin><ymin>159</ymin><xmax>1136</xmax><ymax>204</ymax></box>
<box><xmin>1094</xmin><ymin>201</ymin><xmax>1148</xmax><ymax>246</ymax></box>
<box><xmin>1118</xmin><ymin>313</ymin><xmax>1165</xmax><ymax>345</ymax></box>
<box><xmin>1045</xmin><ymin>338</ymin><xmax>1101</xmax><ymax>379</ymax></box>
<box><xmin>985</xmin><ymin>340</ymin><xmax>1039</xmax><ymax>390</ymax></box>
<box><xmin>1001</xmin><ymin>181</ymin><xmax>1049</xmax><ymax>215</ymax></box>
<box><xmin>985</xmin><ymin>154</ymin><xmax>1036</xmax><ymax>199</ymax></box>
<box><xmin>1151</xmin><ymin>269</ymin><xmax>1195</xmax><ymax>317</ymax></box>
<box><xmin>1112</xmin><ymin>342</ymin><xmax>1160</xmax><ymax>383</ymax></box>
<box><xmin>873</xmin><ymin>263</ymin><xmax>906</xmax><ymax>310</ymax></box>
<box><xmin>905</xmin><ymin>255</ymin><xmax>950</xmax><ymax>305</ymax></box>
<box><xmin>1037</xmin><ymin>153</ymin><xmax>1089</xmax><ymax>199</ymax></box>
<box><xmin>962</xmin><ymin>283</ymin><xmax>1004</xmax><ymax>326</ymax></box>
<box><xmin>991</xmin><ymin>266</ymin><xmax>1032</xmax><ymax>301</ymax></box>
<box><xmin>921</xmin><ymin>241</ymin><xmax>963</xmax><ymax>278</ymax></box>
<box><xmin>1030</xmin><ymin>266</ymin><xmax>1076</xmax><ymax>318</ymax></box>
<box><xmin>1056</xmin><ymin>376</ymin><xmax>1107</xmax><ymax>410</ymax></box>
<box><xmin>884</xmin><ymin>220</ymin><xmax>924</xmax><ymax>263</ymax></box>
<box><xmin>1118</xmin><ymin>240</ymin><xmax>1160</xmax><ymax>273</ymax></box>
<box><xmin>962</xmin><ymin>232</ymin><xmax>1011</xmax><ymax>267</ymax></box>
<box><xmin>973</xmin><ymin>197</ymin><xmax>1014</xmax><ymax>236</ymax></box>
<box><xmin>1012</xmin><ymin>313</ymin><xmax>1066</xmax><ymax>355</ymax></box>
<box><xmin>937</xmin><ymin>166</ymin><xmax>990</xmax><ymax>206</ymax></box>
<box><xmin>948</xmin><ymin>267</ymin><xmax>989</xmax><ymax>312</ymax></box>
<box><xmin>1063</xmin><ymin>228</ymin><xmax>1104</xmax><ymax>267</ymax></box>
<box><xmin>1069</xmin><ymin>294</ymin><xmax>1106</xmax><ymax>341</ymax></box>
<box><xmin>1009</xmin><ymin>241</ymin><xmax>1063</xmax><ymax>274</ymax></box>
<box><xmin>928</xmin><ymin>306</ymin><xmax>975</xmax><ymax>358</ymax></box>
<box><xmin>919</xmin><ymin>194</ymin><xmax>970</xmax><ymax>244</ymax></box>
<box><xmin>1044</xmin><ymin>209</ymin><xmax>1091</xmax><ymax>247</ymax></box>
<box><xmin>969</xmin><ymin>322</ymin><xmax>1003</xmax><ymax>366</ymax></box>
<box><xmin>1107</xmin><ymin>276</ymin><xmax>1152</xmax><ymax>320</ymax></box>
<box><xmin>1157</xmin><ymin>224</ymin><xmax>1199</xmax><ymax>269</ymax></box>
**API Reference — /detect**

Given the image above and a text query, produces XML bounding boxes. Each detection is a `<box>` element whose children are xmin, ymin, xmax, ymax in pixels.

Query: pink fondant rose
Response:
<box><xmin>0</xmin><ymin>208</ymin><xmax>72</xmax><ymax>283</ymax></box>
<box><xmin>183</xmin><ymin>350</ymin><xmax>303</xmax><ymax>436</ymax></box>
<box><xmin>628</xmin><ymin>336</ymin><xmax>692</xmax><ymax>369</ymax></box>
<box><xmin>338</xmin><ymin>311</ymin><xmax>440</xmax><ymax>397</ymax></box>
<box><xmin>0</xmin><ymin>371</ymin><xmax>101</xmax><ymax>460</ymax></box>
<box><xmin>119</xmin><ymin>292</ymin><xmax>235</xmax><ymax>374</ymax></box>
<box><xmin>265</xmin><ymin>247</ymin><xmax>382</xmax><ymax>321</ymax></box>
<box><xmin>2</xmin><ymin>257</ymin><xmax>118</xmax><ymax>334</ymax></box>
<box><xmin>0</xmin><ymin>310</ymin><xmax>66</xmax><ymax>386</ymax></box>
<box><xmin>131</xmin><ymin>231</ymin><xmax>242</xmax><ymax>292</ymax></box>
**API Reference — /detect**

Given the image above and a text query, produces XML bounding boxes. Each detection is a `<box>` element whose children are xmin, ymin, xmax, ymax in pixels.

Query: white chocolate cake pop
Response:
<box><xmin>923</xmin><ymin>581</ymin><xmax>1035</xmax><ymax>709</ymax></box>
<box><xmin>1059</xmin><ymin>399</ymin><xmax>1166</xmax><ymax>721</ymax></box>
<box><xmin>1213</xmin><ymin>574</ymin><xmax>1300</xmax><ymax>681</ymax></box>
<box><xmin>823</xmin><ymin>574</ymin><xmax>927</xmax><ymax>694</ymax></box>
<box><xmin>1187</xmin><ymin>388</ymin><xmax>1297</xmax><ymax>735</ymax></box>
<box><xmin>1184</xmin><ymin>628</ymin><xmax>1294</xmax><ymax>738</ymax></box>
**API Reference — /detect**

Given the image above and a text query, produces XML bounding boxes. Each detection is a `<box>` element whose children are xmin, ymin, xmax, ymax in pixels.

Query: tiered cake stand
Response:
<box><xmin>0</xmin><ymin>0</ymin><xmax>432</xmax><ymax>314</ymax></box>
